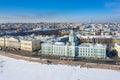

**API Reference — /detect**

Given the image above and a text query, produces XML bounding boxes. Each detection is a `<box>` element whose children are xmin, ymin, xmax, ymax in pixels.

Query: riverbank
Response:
<box><xmin>0</xmin><ymin>51</ymin><xmax>120</xmax><ymax>70</ymax></box>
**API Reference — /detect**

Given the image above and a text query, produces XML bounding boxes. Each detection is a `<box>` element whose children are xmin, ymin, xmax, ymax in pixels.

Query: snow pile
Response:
<box><xmin>0</xmin><ymin>55</ymin><xmax>120</xmax><ymax>80</ymax></box>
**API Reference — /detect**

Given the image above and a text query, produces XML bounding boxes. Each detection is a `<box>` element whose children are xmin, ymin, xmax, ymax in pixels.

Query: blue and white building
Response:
<box><xmin>41</xmin><ymin>30</ymin><xmax>106</xmax><ymax>58</ymax></box>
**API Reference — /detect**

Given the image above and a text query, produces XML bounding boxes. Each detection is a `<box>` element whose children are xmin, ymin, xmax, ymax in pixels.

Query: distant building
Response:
<box><xmin>113</xmin><ymin>43</ymin><xmax>120</xmax><ymax>58</ymax></box>
<box><xmin>79</xmin><ymin>36</ymin><xmax>115</xmax><ymax>50</ymax></box>
<box><xmin>41</xmin><ymin>30</ymin><xmax>106</xmax><ymax>58</ymax></box>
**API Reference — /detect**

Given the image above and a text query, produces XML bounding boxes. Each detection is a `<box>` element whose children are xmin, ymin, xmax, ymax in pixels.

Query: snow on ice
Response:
<box><xmin>0</xmin><ymin>55</ymin><xmax>120</xmax><ymax>80</ymax></box>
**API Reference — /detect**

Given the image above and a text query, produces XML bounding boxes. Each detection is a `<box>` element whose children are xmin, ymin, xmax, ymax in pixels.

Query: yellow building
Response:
<box><xmin>114</xmin><ymin>44</ymin><xmax>120</xmax><ymax>58</ymax></box>
<box><xmin>20</xmin><ymin>39</ymin><xmax>40</xmax><ymax>52</ymax></box>
<box><xmin>5</xmin><ymin>37</ymin><xmax>21</xmax><ymax>49</ymax></box>
<box><xmin>0</xmin><ymin>37</ymin><xmax>5</xmax><ymax>47</ymax></box>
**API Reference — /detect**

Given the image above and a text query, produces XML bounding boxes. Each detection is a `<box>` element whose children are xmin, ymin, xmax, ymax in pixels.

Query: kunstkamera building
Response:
<box><xmin>41</xmin><ymin>30</ymin><xmax>106</xmax><ymax>58</ymax></box>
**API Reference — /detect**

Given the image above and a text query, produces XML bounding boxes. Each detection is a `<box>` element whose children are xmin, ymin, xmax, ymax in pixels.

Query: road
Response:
<box><xmin>0</xmin><ymin>51</ymin><xmax>120</xmax><ymax>70</ymax></box>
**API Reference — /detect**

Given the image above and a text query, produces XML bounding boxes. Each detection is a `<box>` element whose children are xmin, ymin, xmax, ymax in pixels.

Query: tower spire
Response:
<box><xmin>69</xmin><ymin>30</ymin><xmax>78</xmax><ymax>46</ymax></box>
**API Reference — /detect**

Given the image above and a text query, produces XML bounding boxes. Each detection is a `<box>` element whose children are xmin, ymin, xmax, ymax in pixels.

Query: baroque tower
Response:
<box><xmin>69</xmin><ymin>30</ymin><xmax>78</xmax><ymax>46</ymax></box>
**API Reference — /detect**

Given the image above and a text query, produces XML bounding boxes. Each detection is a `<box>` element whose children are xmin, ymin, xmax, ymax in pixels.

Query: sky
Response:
<box><xmin>0</xmin><ymin>0</ymin><xmax>120</xmax><ymax>23</ymax></box>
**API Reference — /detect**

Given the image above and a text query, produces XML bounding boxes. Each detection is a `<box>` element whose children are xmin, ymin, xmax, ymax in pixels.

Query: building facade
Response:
<box><xmin>5</xmin><ymin>37</ymin><xmax>21</xmax><ymax>49</ymax></box>
<box><xmin>0</xmin><ymin>36</ymin><xmax>40</xmax><ymax>52</ymax></box>
<box><xmin>77</xmin><ymin>43</ymin><xmax>106</xmax><ymax>58</ymax></box>
<box><xmin>41</xmin><ymin>30</ymin><xmax>106</xmax><ymax>58</ymax></box>
<box><xmin>0</xmin><ymin>37</ymin><xmax>5</xmax><ymax>47</ymax></box>
<box><xmin>20</xmin><ymin>39</ymin><xmax>40</xmax><ymax>52</ymax></box>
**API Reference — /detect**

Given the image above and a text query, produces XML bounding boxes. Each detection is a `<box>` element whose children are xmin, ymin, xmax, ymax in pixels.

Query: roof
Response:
<box><xmin>79</xmin><ymin>43</ymin><xmax>92</xmax><ymax>47</ymax></box>
<box><xmin>79</xmin><ymin>43</ymin><xmax>105</xmax><ymax>47</ymax></box>
<box><xmin>80</xmin><ymin>35</ymin><xmax>112</xmax><ymax>39</ymax></box>
<box><xmin>54</xmin><ymin>42</ymin><xmax>65</xmax><ymax>46</ymax></box>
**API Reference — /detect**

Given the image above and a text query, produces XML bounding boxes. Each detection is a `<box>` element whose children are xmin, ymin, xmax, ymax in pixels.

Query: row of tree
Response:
<box><xmin>106</xmin><ymin>49</ymin><xmax>118</xmax><ymax>58</ymax></box>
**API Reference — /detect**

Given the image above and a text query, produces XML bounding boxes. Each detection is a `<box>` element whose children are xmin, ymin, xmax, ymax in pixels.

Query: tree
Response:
<box><xmin>109</xmin><ymin>49</ymin><xmax>118</xmax><ymax>58</ymax></box>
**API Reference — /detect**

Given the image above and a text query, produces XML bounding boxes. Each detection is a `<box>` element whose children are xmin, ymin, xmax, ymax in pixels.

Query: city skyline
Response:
<box><xmin>0</xmin><ymin>0</ymin><xmax>120</xmax><ymax>23</ymax></box>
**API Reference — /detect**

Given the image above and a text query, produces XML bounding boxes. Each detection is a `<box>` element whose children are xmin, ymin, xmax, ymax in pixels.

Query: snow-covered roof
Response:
<box><xmin>79</xmin><ymin>43</ymin><xmax>105</xmax><ymax>47</ymax></box>
<box><xmin>94</xmin><ymin>43</ymin><xmax>105</xmax><ymax>47</ymax></box>
<box><xmin>79</xmin><ymin>43</ymin><xmax>92</xmax><ymax>47</ymax></box>
<box><xmin>54</xmin><ymin>42</ymin><xmax>65</xmax><ymax>46</ymax></box>
<box><xmin>80</xmin><ymin>35</ymin><xmax>112</xmax><ymax>38</ymax></box>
